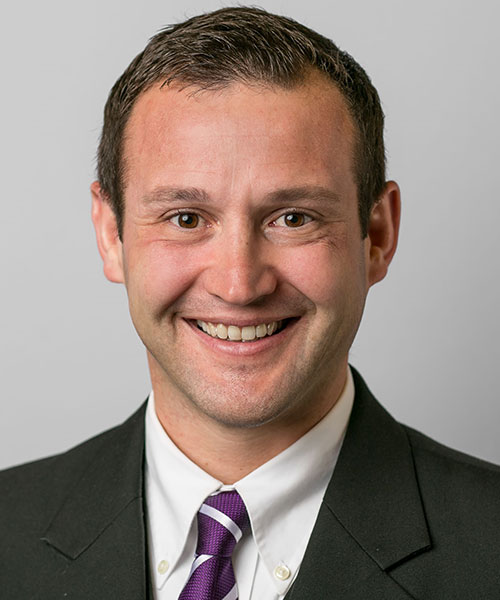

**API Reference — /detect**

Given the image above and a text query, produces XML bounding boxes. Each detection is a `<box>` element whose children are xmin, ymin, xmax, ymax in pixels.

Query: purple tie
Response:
<box><xmin>178</xmin><ymin>490</ymin><xmax>250</xmax><ymax>600</ymax></box>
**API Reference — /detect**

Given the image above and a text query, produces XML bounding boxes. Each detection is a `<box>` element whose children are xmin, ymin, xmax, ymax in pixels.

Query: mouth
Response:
<box><xmin>194</xmin><ymin>318</ymin><xmax>293</xmax><ymax>342</ymax></box>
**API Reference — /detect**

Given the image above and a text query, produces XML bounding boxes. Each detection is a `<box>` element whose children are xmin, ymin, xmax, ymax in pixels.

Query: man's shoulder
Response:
<box><xmin>1</xmin><ymin>420</ymin><xmax>117</xmax><ymax>486</ymax></box>
<box><xmin>404</xmin><ymin>423</ymin><xmax>500</xmax><ymax>485</ymax></box>
<box><xmin>374</xmin><ymin>424</ymin><xmax>500</xmax><ymax>596</ymax></box>
<box><xmin>0</xmin><ymin>403</ymin><xmax>147</xmax><ymax>525</ymax></box>
<box><xmin>0</xmin><ymin>404</ymin><xmax>148</xmax><ymax>597</ymax></box>
<box><xmin>402</xmin><ymin>423</ymin><xmax>500</xmax><ymax>527</ymax></box>
<box><xmin>353</xmin><ymin>368</ymin><xmax>500</xmax><ymax>489</ymax></box>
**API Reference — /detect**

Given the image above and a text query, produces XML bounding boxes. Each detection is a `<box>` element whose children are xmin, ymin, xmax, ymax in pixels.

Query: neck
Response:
<box><xmin>150</xmin><ymin>364</ymin><xmax>348</xmax><ymax>484</ymax></box>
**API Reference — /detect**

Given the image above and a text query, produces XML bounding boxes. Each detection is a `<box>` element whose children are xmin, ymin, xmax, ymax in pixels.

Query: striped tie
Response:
<box><xmin>178</xmin><ymin>490</ymin><xmax>250</xmax><ymax>600</ymax></box>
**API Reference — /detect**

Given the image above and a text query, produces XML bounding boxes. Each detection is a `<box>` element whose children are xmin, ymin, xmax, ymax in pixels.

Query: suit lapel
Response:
<box><xmin>42</xmin><ymin>404</ymin><xmax>149</xmax><ymax>599</ymax></box>
<box><xmin>287</xmin><ymin>369</ymin><xmax>431</xmax><ymax>599</ymax></box>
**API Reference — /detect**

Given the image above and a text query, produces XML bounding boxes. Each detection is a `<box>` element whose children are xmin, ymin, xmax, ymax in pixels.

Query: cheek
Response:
<box><xmin>124</xmin><ymin>242</ymin><xmax>202</xmax><ymax>313</ymax></box>
<box><xmin>281</xmin><ymin>242</ymin><xmax>366</xmax><ymax>306</ymax></box>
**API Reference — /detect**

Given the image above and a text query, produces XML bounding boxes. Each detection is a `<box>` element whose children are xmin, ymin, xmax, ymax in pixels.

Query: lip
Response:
<box><xmin>184</xmin><ymin>317</ymin><xmax>299</xmax><ymax>357</ymax></box>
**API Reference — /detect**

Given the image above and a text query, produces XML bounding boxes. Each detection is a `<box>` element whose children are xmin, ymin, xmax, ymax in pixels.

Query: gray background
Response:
<box><xmin>1</xmin><ymin>0</ymin><xmax>499</xmax><ymax>470</ymax></box>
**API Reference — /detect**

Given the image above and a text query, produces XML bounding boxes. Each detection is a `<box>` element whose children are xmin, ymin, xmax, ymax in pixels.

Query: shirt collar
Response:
<box><xmin>145</xmin><ymin>367</ymin><xmax>354</xmax><ymax>594</ymax></box>
<box><xmin>233</xmin><ymin>368</ymin><xmax>354</xmax><ymax>594</ymax></box>
<box><xmin>145</xmin><ymin>396</ymin><xmax>222</xmax><ymax>587</ymax></box>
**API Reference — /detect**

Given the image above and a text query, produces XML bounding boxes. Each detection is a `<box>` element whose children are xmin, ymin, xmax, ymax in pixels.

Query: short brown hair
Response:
<box><xmin>96</xmin><ymin>6</ymin><xmax>385</xmax><ymax>237</ymax></box>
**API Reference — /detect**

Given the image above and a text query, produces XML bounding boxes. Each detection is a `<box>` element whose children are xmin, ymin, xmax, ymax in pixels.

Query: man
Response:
<box><xmin>1</xmin><ymin>6</ymin><xmax>499</xmax><ymax>599</ymax></box>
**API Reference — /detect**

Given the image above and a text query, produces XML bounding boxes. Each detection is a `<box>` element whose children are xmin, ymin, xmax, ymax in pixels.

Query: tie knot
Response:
<box><xmin>196</xmin><ymin>490</ymin><xmax>250</xmax><ymax>557</ymax></box>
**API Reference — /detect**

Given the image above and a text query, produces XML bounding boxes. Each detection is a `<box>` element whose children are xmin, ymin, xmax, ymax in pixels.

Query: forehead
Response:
<box><xmin>122</xmin><ymin>73</ymin><xmax>356</xmax><ymax>200</ymax></box>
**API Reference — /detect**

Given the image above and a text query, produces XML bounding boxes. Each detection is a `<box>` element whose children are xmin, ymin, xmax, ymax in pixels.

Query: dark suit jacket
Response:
<box><xmin>2</xmin><ymin>370</ymin><xmax>500</xmax><ymax>599</ymax></box>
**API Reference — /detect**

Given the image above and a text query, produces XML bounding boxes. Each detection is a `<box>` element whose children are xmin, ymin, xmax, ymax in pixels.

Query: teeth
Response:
<box><xmin>196</xmin><ymin>319</ymin><xmax>284</xmax><ymax>341</ymax></box>
<box><xmin>256</xmin><ymin>324</ymin><xmax>267</xmax><ymax>338</ymax></box>
<box><xmin>241</xmin><ymin>326</ymin><xmax>256</xmax><ymax>341</ymax></box>
<box><xmin>228</xmin><ymin>325</ymin><xmax>241</xmax><ymax>341</ymax></box>
<box><xmin>216</xmin><ymin>323</ymin><xmax>228</xmax><ymax>339</ymax></box>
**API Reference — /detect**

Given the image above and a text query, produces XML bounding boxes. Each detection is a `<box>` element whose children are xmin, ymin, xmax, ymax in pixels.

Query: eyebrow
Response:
<box><xmin>141</xmin><ymin>185</ymin><xmax>341</xmax><ymax>206</ymax></box>
<box><xmin>142</xmin><ymin>187</ymin><xmax>211</xmax><ymax>205</ymax></box>
<box><xmin>263</xmin><ymin>186</ymin><xmax>341</xmax><ymax>205</ymax></box>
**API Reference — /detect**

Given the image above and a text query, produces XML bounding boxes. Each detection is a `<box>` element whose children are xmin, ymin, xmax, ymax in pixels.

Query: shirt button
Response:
<box><xmin>274</xmin><ymin>564</ymin><xmax>291</xmax><ymax>581</ymax></box>
<box><xmin>157</xmin><ymin>560</ymin><xmax>169</xmax><ymax>574</ymax></box>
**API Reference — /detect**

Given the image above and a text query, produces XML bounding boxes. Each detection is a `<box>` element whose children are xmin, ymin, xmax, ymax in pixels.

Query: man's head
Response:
<box><xmin>91</xmin><ymin>7</ymin><xmax>399</xmax><ymax>439</ymax></box>
<box><xmin>96</xmin><ymin>6</ymin><xmax>385</xmax><ymax>238</ymax></box>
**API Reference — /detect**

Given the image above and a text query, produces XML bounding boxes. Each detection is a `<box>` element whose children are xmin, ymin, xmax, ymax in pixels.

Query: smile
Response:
<box><xmin>196</xmin><ymin>319</ymin><xmax>286</xmax><ymax>342</ymax></box>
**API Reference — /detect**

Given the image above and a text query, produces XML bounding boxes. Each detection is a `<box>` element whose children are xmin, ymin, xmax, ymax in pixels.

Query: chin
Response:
<box><xmin>184</xmin><ymin>383</ymin><xmax>297</xmax><ymax>430</ymax></box>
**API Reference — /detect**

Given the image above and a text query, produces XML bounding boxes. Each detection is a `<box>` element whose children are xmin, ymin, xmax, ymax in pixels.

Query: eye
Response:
<box><xmin>273</xmin><ymin>212</ymin><xmax>312</xmax><ymax>228</ymax></box>
<box><xmin>170</xmin><ymin>212</ymin><xmax>200</xmax><ymax>229</ymax></box>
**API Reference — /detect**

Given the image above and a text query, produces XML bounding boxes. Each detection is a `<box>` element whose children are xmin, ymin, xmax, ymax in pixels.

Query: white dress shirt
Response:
<box><xmin>145</xmin><ymin>368</ymin><xmax>354</xmax><ymax>599</ymax></box>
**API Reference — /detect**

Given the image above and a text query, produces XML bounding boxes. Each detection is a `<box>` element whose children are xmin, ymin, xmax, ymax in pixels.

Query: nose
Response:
<box><xmin>203</xmin><ymin>226</ymin><xmax>278</xmax><ymax>306</ymax></box>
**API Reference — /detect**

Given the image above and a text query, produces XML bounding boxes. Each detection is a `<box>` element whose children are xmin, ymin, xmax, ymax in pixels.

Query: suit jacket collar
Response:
<box><xmin>287</xmin><ymin>369</ymin><xmax>431</xmax><ymax>599</ymax></box>
<box><xmin>43</xmin><ymin>403</ymin><xmax>151</xmax><ymax>598</ymax></box>
<box><xmin>326</xmin><ymin>369</ymin><xmax>430</xmax><ymax>569</ymax></box>
<box><xmin>43</xmin><ymin>370</ymin><xmax>430</xmax><ymax>599</ymax></box>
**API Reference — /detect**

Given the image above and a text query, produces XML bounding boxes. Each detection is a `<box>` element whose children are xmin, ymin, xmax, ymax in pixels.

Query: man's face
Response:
<box><xmin>97</xmin><ymin>75</ymin><xmax>386</xmax><ymax>429</ymax></box>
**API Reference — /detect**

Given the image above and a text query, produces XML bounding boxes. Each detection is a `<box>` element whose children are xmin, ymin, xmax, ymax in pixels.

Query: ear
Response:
<box><xmin>91</xmin><ymin>181</ymin><xmax>124</xmax><ymax>283</ymax></box>
<box><xmin>365</xmin><ymin>180</ymin><xmax>401</xmax><ymax>287</ymax></box>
